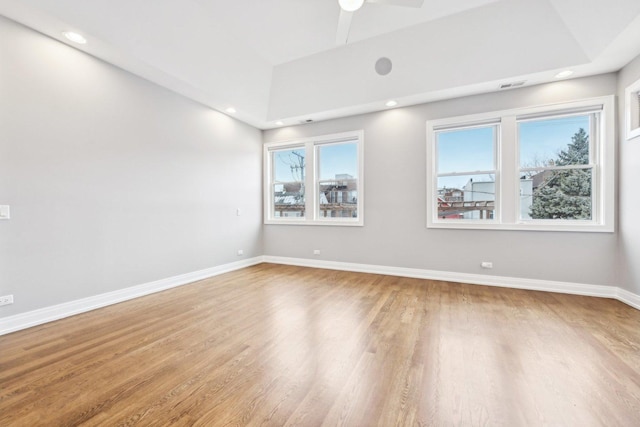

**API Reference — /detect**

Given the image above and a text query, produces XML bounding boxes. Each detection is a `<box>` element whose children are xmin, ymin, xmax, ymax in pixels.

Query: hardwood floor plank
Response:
<box><xmin>1</xmin><ymin>264</ymin><xmax>640</xmax><ymax>426</ymax></box>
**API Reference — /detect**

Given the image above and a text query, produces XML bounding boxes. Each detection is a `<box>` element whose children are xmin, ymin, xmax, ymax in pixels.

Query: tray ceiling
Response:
<box><xmin>1</xmin><ymin>0</ymin><xmax>640</xmax><ymax>128</ymax></box>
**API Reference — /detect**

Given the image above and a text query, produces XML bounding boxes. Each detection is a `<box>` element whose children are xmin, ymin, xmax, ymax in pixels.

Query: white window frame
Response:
<box><xmin>426</xmin><ymin>96</ymin><xmax>615</xmax><ymax>232</ymax></box>
<box><xmin>264</xmin><ymin>130</ymin><xmax>364</xmax><ymax>226</ymax></box>
<box><xmin>433</xmin><ymin>121</ymin><xmax>501</xmax><ymax>225</ymax></box>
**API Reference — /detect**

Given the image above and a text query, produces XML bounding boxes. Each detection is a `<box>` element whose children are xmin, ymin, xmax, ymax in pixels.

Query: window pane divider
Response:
<box><xmin>519</xmin><ymin>164</ymin><xmax>594</xmax><ymax>172</ymax></box>
<box><xmin>437</xmin><ymin>170</ymin><xmax>496</xmax><ymax>177</ymax></box>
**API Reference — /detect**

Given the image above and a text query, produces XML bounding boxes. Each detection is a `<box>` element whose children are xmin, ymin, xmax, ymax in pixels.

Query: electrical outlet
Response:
<box><xmin>313</xmin><ymin>249</ymin><xmax>321</xmax><ymax>255</ymax></box>
<box><xmin>0</xmin><ymin>295</ymin><xmax>14</xmax><ymax>306</ymax></box>
<box><xmin>237</xmin><ymin>249</ymin><xmax>244</xmax><ymax>256</ymax></box>
<box><xmin>481</xmin><ymin>261</ymin><xmax>493</xmax><ymax>269</ymax></box>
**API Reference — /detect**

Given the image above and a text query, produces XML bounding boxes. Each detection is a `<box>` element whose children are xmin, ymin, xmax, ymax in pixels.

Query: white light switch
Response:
<box><xmin>0</xmin><ymin>205</ymin><xmax>9</xmax><ymax>220</ymax></box>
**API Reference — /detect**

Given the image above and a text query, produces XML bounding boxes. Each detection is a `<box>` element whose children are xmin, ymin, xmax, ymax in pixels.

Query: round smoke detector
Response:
<box><xmin>375</xmin><ymin>57</ymin><xmax>393</xmax><ymax>76</ymax></box>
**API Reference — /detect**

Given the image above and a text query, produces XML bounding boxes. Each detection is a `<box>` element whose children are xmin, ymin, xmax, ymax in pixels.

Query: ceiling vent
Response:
<box><xmin>499</xmin><ymin>81</ymin><xmax>526</xmax><ymax>90</ymax></box>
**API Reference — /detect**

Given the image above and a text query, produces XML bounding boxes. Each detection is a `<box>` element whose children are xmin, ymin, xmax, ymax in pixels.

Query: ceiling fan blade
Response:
<box><xmin>336</xmin><ymin>9</ymin><xmax>354</xmax><ymax>44</ymax></box>
<box><xmin>367</xmin><ymin>0</ymin><xmax>424</xmax><ymax>7</ymax></box>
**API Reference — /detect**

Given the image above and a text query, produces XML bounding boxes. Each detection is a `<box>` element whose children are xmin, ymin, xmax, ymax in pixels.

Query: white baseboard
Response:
<box><xmin>616</xmin><ymin>288</ymin><xmax>640</xmax><ymax>310</ymax></box>
<box><xmin>0</xmin><ymin>257</ymin><xmax>263</xmax><ymax>336</ymax></box>
<box><xmin>3</xmin><ymin>255</ymin><xmax>638</xmax><ymax>336</ymax></box>
<box><xmin>263</xmin><ymin>256</ymin><xmax>640</xmax><ymax>310</ymax></box>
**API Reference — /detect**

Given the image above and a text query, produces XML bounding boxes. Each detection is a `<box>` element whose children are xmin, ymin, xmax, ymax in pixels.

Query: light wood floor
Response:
<box><xmin>1</xmin><ymin>263</ymin><xmax>640</xmax><ymax>426</ymax></box>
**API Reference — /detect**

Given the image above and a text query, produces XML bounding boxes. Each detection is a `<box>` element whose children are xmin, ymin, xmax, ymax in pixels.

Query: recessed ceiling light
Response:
<box><xmin>225</xmin><ymin>107</ymin><xmax>237</xmax><ymax>114</ymax></box>
<box><xmin>385</xmin><ymin>100</ymin><xmax>398</xmax><ymax>107</ymax></box>
<box><xmin>339</xmin><ymin>0</ymin><xmax>365</xmax><ymax>12</ymax></box>
<box><xmin>275</xmin><ymin>121</ymin><xmax>284</xmax><ymax>126</ymax></box>
<box><xmin>555</xmin><ymin>70</ymin><xmax>574</xmax><ymax>79</ymax></box>
<box><xmin>62</xmin><ymin>31</ymin><xmax>87</xmax><ymax>44</ymax></box>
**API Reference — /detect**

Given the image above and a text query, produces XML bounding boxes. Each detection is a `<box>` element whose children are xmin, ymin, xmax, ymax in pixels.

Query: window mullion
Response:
<box><xmin>501</xmin><ymin>116</ymin><xmax>517</xmax><ymax>224</ymax></box>
<box><xmin>305</xmin><ymin>141</ymin><xmax>315</xmax><ymax>221</ymax></box>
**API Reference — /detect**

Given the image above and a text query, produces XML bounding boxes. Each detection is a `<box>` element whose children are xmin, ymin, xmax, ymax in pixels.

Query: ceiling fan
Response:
<box><xmin>336</xmin><ymin>0</ymin><xmax>425</xmax><ymax>45</ymax></box>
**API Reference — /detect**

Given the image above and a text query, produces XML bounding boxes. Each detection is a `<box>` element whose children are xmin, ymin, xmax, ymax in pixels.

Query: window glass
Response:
<box><xmin>436</xmin><ymin>126</ymin><xmax>496</xmax><ymax>220</ymax></box>
<box><xmin>317</xmin><ymin>142</ymin><xmax>358</xmax><ymax>219</ymax></box>
<box><xmin>518</xmin><ymin>114</ymin><xmax>593</xmax><ymax>221</ymax></box>
<box><xmin>519</xmin><ymin>115</ymin><xmax>590</xmax><ymax>168</ymax></box>
<box><xmin>525</xmin><ymin>169</ymin><xmax>592</xmax><ymax>220</ymax></box>
<box><xmin>437</xmin><ymin>174</ymin><xmax>496</xmax><ymax>220</ymax></box>
<box><xmin>437</xmin><ymin>126</ymin><xmax>495</xmax><ymax>173</ymax></box>
<box><xmin>272</xmin><ymin>148</ymin><xmax>305</xmax><ymax>218</ymax></box>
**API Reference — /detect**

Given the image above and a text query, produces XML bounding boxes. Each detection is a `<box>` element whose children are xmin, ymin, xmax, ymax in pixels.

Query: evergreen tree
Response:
<box><xmin>530</xmin><ymin>128</ymin><xmax>591</xmax><ymax>219</ymax></box>
<box><xmin>556</xmin><ymin>128</ymin><xmax>589</xmax><ymax>166</ymax></box>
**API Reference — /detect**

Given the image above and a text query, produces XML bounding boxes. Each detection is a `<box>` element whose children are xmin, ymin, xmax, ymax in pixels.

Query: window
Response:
<box><xmin>271</xmin><ymin>147</ymin><xmax>306</xmax><ymax>218</ymax></box>
<box><xmin>264</xmin><ymin>130</ymin><xmax>363</xmax><ymax>226</ymax></box>
<box><xmin>518</xmin><ymin>114</ymin><xmax>594</xmax><ymax>221</ymax></box>
<box><xmin>427</xmin><ymin>96</ymin><xmax>614</xmax><ymax>232</ymax></box>
<box><xmin>436</xmin><ymin>124</ymin><xmax>498</xmax><ymax>221</ymax></box>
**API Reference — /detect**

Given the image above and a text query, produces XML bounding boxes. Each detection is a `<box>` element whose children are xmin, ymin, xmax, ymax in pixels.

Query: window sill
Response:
<box><xmin>265</xmin><ymin>219</ymin><xmax>364</xmax><ymax>227</ymax></box>
<box><xmin>427</xmin><ymin>221</ymin><xmax>613</xmax><ymax>233</ymax></box>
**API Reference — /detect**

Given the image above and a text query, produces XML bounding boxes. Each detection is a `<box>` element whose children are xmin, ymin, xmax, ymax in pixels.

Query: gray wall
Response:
<box><xmin>0</xmin><ymin>16</ymin><xmax>263</xmax><ymax>317</ymax></box>
<box><xmin>617</xmin><ymin>53</ymin><xmax>640</xmax><ymax>294</ymax></box>
<box><xmin>264</xmin><ymin>74</ymin><xmax>619</xmax><ymax>287</ymax></box>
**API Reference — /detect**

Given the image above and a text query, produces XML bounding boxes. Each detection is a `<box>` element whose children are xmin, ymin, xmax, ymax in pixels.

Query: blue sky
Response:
<box><xmin>273</xmin><ymin>148</ymin><xmax>306</xmax><ymax>182</ymax></box>
<box><xmin>438</xmin><ymin>126</ymin><xmax>495</xmax><ymax>174</ymax></box>
<box><xmin>519</xmin><ymin>115</ymin><xmax>589</xmax><ymax>167</ymax></box>
<box><xmin>437</xmin><ymin>114</ymin><xmax>590</xmax><ymax>189</ymax></box>
<box><xmin>273</xmin><ymin>143</ymin><xmax>357</xmax><ymax>183</ymax></box>
<box><xmin>318</xmin><ymin>143</ymin><xmax>357</xmax><ymax>180</ymax></box>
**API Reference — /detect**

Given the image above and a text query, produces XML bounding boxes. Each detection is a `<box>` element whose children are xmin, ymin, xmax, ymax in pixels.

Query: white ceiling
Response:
<box><xmin>1</xmin><ymin>0</ymin><xmax>640</xmax><ymax>129</ymax></box>
<box><xmin>193</xmin><ymin>0</ymin><xmax>499</xmax><ymax>65</ymax></box>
